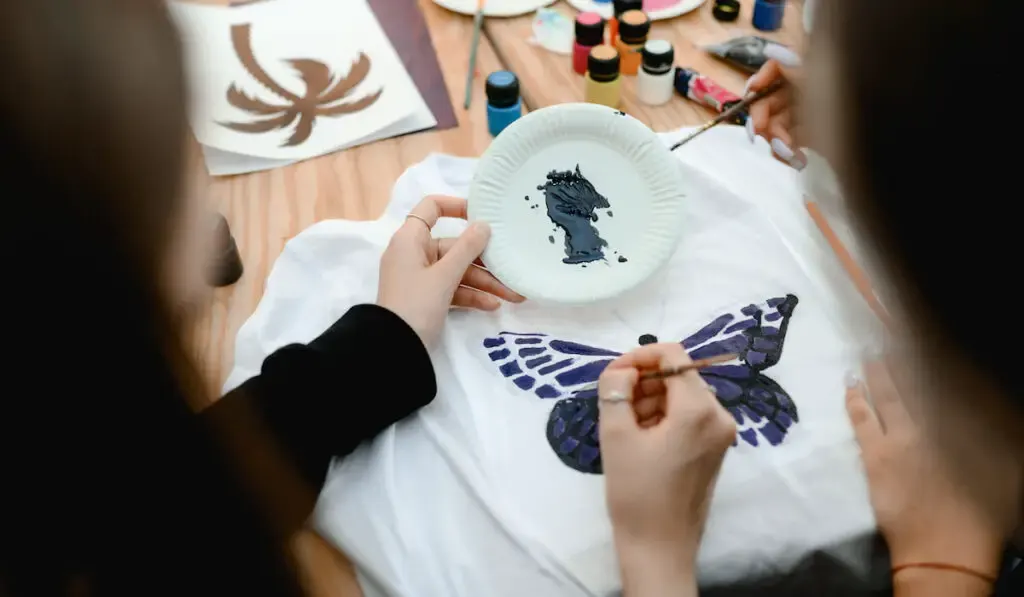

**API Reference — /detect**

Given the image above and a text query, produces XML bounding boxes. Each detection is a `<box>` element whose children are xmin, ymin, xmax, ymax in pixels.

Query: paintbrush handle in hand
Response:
<box><xmin>638</xmin><ymin>353</ymin><xmax>737</xmax><ymax>381</ymax></box>
<box><xmin>574</xmin><ymin>353</ymin><xmax>737</xmax><ymax>393</ymax></box>
<box><xmin>669</xmin><ymin>79</ymin><xmax>785</xmax><ymax>151</ymax></box>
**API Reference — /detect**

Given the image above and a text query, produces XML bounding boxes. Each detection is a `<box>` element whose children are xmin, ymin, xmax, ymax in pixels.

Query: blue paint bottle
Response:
<box><xmin>486</xmin><ymin>71</ymin><xmax>522</xmax><ymax>137</ymax></box>
<box><xmin>752</xmin><ymin>0</ymin><xmax>786</xmax><ymax>31</ymax></box>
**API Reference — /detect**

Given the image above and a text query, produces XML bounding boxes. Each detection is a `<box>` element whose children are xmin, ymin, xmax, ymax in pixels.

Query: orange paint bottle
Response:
<box><xmin>608</xmin><ymin>0</ymin><xmax>642</xmax><ymax>45</ymax></box>
<box><xmin>615</xmin><ymin>9</ymin><xmax>650</xmax><ymax>76</ymax></box>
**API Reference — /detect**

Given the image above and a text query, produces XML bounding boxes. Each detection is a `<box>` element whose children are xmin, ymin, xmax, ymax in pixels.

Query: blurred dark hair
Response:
<box><xmin>822</xmin><ymin>0</ymin><xmax>1020</xmax><ymax>413</ymax></box>
<box><xmin>0</xmin><ymin>1</ymin><xmax>304</xmax><ymax>594</ymax></box>
<box><xmin>1</xmin><ymin>0</ymin><xmax>195</xmax><ymax>388</ymax></box>
<box><xmin>820</xmin><ymin>0</ymin><xmax>1022</xmax><ymax>526</ymax></box>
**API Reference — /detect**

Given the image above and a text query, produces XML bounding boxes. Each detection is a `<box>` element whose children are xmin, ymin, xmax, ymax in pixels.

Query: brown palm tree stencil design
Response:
<box><xmin>220</xmin><ymin>23</ymin><xmax>383</xmax><ymax>147</ymax></box>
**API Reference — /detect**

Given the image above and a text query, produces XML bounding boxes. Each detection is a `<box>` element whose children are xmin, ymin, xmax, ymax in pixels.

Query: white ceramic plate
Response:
<box><xmin>468</xmin><ymin>103</ymin><xmax>685</xmax><ymax>304</ymax></box>
<box><xmin>564</xmin><ymin>0</ymin><xmax>706</xmax><ymax>22</ymax></box>
<box><xmin>432</xmin><ymin>0</ymin><xmax>556</xmax><ymax>17</ymax></box>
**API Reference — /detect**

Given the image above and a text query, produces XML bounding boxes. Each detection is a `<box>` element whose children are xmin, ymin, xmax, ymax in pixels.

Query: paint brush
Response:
<box><xmin>669</xmin><ymin>79</ymin><xmax>785</xmax><ymax>151</ymax></box>
<box><xmin>463</xmin><ymin>0</ymin><xmax>487</xmax><ymax>110</ymax></box>
<box><xmin>804</xmin><ymin>200</ymin><xmax>892</xmax><ymax>328</ymax></box>
<box><xmin>639</xmin><ymin>352</ymin><xmax>737</xmax><ymax>382</ymax></box>
<box><xmin>575</xmin><ymin>352</ymin><xmax>737</xmax><ymax>394</ymax></box>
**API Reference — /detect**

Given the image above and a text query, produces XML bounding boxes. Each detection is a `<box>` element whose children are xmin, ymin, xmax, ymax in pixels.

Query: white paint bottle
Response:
<box><xmin>636</xmin><ymin>40</ymin><xmax>674</xmax><ymax>106</ymax></box>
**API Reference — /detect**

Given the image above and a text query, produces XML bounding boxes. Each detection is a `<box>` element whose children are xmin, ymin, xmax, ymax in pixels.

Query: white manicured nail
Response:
<box><xmin>743</xmin><ymin>75</ymin><xmax>755</xmax><ymax>96</ymax></box>
<box><xmin>788</xmin><ymin>150</ymin><xmax>807</xmax><ymax>170</ymax></box>
<box><xmin>763</xmin><ymin>43</ymin><xmax>802</xmax><ymax>68</ymax></box>
<box><xmin>770</xmin><ymin>138</ymin><xmax>806</xmax><ymax>170</ymax></box>
<box><xmin>844</xmin><ymin>371</ymin><xmax>860</xmax><ymax>389</ymax></box>
<box><xmin>745</xmin><ymin>117</ymin><xmax>756</xmax><ymax>143</ymax></box>
<box><xmin>770</xmin><ymin>137</ymin><xmax>794</xmax><ymax>160</ymax></box>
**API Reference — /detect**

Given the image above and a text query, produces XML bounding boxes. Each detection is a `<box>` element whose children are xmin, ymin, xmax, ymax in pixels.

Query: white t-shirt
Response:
<box><xmin>224</xmin><ymin>126</ymin><xmax>882</xmax><ymax>596</ymax></box>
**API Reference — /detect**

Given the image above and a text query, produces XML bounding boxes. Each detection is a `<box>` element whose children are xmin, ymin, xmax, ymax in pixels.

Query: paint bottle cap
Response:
<box><xmin>486</xmin><ymin>70</ymin><xmax>520</xmax><ymax>109</ymax></box>
<box><xmin>588</xmin><ymin>45</ymin><xmax>620</xmax><ymax>82</ymax></box>
<box><xmin>641</xmin><ymin>39</ymin><xmax>674</xmax><ymax>74</ymax></box>
<box><xmin>613</xmin><ymin>0</ymin><xmax>642</xmax><ymax>17</ymax></box>
<box><xmin>207</xmin><ymin>214</ymin><xmax>243</xmax><ymax>287</ymax></box>
<box><xmin>618</xmin><ymin>10</ymin><xmax>650</xmax><ymax>44</ymax></box>
<box><xmin>673</xmin><ymin>66</ymin><xmax>697</xmax><ymax>95</ymax></box>
<box><xmin>712</xmin><ymin>0</ymin><xmax>741</xmax><ymax>22</ymax></box>
<box><xmin>575</xmin><ymin>12</ymin><xmax>604</xmax><ymax>46</ymax></box>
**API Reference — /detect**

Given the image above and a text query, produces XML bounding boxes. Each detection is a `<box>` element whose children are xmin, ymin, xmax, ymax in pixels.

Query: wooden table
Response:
<box><xmin>485</xmin><ymin>0</ymin><xmax>803</xmax><ymax>130</ymax></box>
<box><xmin>190</xmin><ymin>1</ymin><xmax>804</xmax><ymax>594</ymax></box>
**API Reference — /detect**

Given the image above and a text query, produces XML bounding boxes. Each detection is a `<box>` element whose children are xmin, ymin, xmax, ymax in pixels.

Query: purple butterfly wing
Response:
<box><xmin>682</xmin><ymin>295</ymin><xmax>800</xmax><ymax>447</ymax></box>
<box><xmin>483</xmin><ymin>332</ymin><xmax>620</xmax><ymax>473</ymax></box>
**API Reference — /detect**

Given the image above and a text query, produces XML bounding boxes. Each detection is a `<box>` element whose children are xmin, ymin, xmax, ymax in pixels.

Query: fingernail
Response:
<box><xmin>745</xmin><ymin>117</ymin><xmax>756</xmax><ymax>143</ymax></box>
<box><xmin>770</xmin><ymin>138</ymin><xmax>806</xmax><ymax>170</ymax></box>
<box><xmin>471</xmin><ymin>221</ymin><xmax>491</xmax><ymax>236</ymax></box>
<box><xmin>770</xmin><ymin>137</ymin><xmax>794</xmax><ymax>160</ymax></box>
<box><xmin>763</xmin><ymin>44</ymin><xmax>802</xmax><ymax>68</ymax></box>
<box><xmin>599</xmin><ymin>368</ymin><xmax>636</xmax><ymax>401</ymax></box>
<box><xmin>742</xmin><ymin>74</ymin><xmax>755</xmax><ymax>97</ymax></box>
<box><xmin>844</xmin><ymin>371</ymin><xmax>861</xmax><ymax>389</ymax></box>
<box><xmin>791</xmin><ymin>150</ymin><xmax>807</xmax><ymax>171</ymax></box>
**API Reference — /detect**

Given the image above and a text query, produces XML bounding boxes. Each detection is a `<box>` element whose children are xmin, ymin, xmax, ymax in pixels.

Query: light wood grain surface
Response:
<box><xmin>189</xmin><ymin>0</ymin><xmax>507</xmax><ymax>393</ymax></box>
<box><xmin>186</xmin><ymin>1</ymin><xmax>803</xmax><ymax>595</ymax></box>
<box><xmin>485</xmin><ymin>0</ymin><xmax>804</xmax><ymax>129</ymax></box>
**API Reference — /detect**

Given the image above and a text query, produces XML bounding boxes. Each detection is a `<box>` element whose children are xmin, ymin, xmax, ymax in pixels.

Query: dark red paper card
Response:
<box><xmin>229</xmin><ymin>0</ymin><xmax>456</xmax><ymax>132</ymax></box>
<box><xmin>367</xmin><ymin>0</ymin><xmax>457</xmax><ymax>131</ymax></box>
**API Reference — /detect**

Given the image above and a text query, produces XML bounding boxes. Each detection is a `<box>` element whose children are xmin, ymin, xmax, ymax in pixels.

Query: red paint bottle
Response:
<box><xmin>573</xmin><ymin>12</ymin><xmax>604</xmax><ymax>76</ymax></box>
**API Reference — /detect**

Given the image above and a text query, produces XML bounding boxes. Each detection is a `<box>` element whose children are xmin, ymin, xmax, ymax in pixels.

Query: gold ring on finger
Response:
<box><xmin>405</xmin><ymin>213</ymin><xmax>432</xmax><ymax>230</ymax></box>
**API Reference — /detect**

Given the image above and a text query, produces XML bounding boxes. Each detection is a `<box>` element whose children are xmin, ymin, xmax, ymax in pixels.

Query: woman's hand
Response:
<box><xmin>745</xmin><ymin>48</ymin><xmax>807</xmax><ymax>170</ymax></box>
<box><xmin>598</xmin><ymin>343</ymin><xmax>737</xmax><ymax>597</ymax></box>
<box><xmin>846</xmin><ymin>361</ymin><xmax>1007</xmax><ymax>589</ymax></box>
<box><xmin>377</xmin><ymin>195</ymin><xmax>525</xmax><ymax>347</ymax></box>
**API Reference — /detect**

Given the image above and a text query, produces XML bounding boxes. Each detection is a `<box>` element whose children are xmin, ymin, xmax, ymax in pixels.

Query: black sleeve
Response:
<box><xmin>201</xmin><ymin>303</ymin><xmax>436</xmax><ymax>525</ymax></box>
<box><xmin>993</xmin><ymin>548</ymin><xmax>1023</xmax><ymax>597</ymax></box>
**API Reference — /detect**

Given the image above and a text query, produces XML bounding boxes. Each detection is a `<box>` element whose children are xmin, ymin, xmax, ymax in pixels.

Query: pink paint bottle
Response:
<box><xmin>573</xmin><ymin>12</ymin><xmax>604</xmax><ymax>76</ymax></box>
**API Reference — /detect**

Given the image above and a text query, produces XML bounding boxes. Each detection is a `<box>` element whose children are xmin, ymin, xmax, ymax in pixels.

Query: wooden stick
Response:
<box><xmin>804</xmin><ymin>200</ymin><xmax>892</xmax><ymax>328</ymax></box>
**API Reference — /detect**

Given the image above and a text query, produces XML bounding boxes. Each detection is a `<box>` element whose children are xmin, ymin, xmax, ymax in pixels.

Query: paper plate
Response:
<box><xmin>564</xmin><ymin>0</ymin><xmax>706</xmax><ymax>21</ymax></box>
<box><xmin>468</xmin><ymin>103</ymin><xmax>685</xmax><ymax>304</ymax></box>
<box><xmin>433</xmin><ymin>0</ymin><xmax>556</xmax><ymax>17</ymax></box>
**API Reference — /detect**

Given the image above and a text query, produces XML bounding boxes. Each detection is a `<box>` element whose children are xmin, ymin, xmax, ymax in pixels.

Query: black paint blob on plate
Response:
<box><xmin>617</xmin><ymin>255</ymin><xmax>628</xmax><ymax>263</ymax></box>
<box><xmin>538</xmin><ymin>164</ymin><xmax>611</xmax><ymax>265</ymax></box>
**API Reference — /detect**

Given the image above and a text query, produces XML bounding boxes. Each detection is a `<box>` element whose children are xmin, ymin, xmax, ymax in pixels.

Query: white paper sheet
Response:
<box><xmin>170</xmin><ymin>0</ymin><xmax>435</xmax><ymax>175</ymax></box>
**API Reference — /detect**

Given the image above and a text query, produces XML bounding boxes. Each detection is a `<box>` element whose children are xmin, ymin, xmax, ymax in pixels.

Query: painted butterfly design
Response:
<box><xmin>482</xmin><ymin>295</ymin><xmax>800</xmax><ymax>474</ymax></box>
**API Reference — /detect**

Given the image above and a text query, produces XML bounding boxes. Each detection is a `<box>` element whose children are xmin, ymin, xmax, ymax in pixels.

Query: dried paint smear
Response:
<box><xmin>537</xmin><ymin>165</ymin><xmax>611</xmax><ymax>264</ymax></box>
<box><xmin>220</xmin><ymin>24</ymin><xmax>382</xmax><ymax>147</ymax></box>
